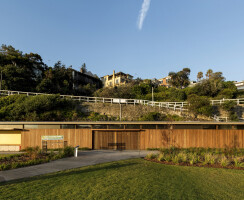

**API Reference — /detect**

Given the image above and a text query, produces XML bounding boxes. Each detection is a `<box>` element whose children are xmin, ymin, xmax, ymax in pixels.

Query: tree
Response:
<box><xmin>221</xmin><ymin>101</ymin><xmax>239</xmax><ymax>121</ymax></box>
<box><xmin>0</xmin><ymin>45</ymin><xmax>46</xmax><ymax>91</ymax></box>
<box><xmin>197</xmin><ymin>72</ymin><xmax>203</xmax><ymax>82</ymax></box>
<box><xmin>206</xmin><ymin>69</ymin><xmax>213</xmax><ymax>79</ymax></box>
<box><xmin>187</xmin><ymin>94</ymin><xmax>213</xmax><ymax>118</ymax></box>
<box><xmin>187</xmin><ymin>70</ymin><xmax>228</xmax><ymax>98</ymax></box>
<box><xmin>169</xmin><ymin>68</ymin><xmax>191</xmax><ymax>89</ymax></box>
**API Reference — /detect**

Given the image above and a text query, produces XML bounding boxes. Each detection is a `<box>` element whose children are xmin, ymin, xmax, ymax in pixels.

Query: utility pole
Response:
<box><xmin>152</xmin><ymin>87</ymin><xmax>154</xmax><ymax>102</ymax></box>
<box><xmin>0</xmin><ymin>71</ymin><xmax>2</xmax><ymax>95</ymax></box>
<box><xmin>119</xmin><ymin>104</ymin><xmax>122</xmax><ymax>121</ymax></box>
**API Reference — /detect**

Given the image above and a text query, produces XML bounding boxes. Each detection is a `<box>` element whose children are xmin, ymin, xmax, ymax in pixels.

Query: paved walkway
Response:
<box><xmin>0</xmin><ymin>150</ymin><xmax>154</xmax><ymax>183</ymax></box>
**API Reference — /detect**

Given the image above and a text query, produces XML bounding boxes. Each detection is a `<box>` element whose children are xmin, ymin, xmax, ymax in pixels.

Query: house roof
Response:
<box><xmin>101</xmin><ymin>71</ymin><xmax>133</xmax><ymax>78</ymax></box>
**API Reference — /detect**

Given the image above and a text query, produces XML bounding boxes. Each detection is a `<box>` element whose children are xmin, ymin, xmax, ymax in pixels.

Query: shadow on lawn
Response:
<box><xmin>0</xmin><ymin>161</ymin><xmax>140</xmax><ymax>186</ymax></box>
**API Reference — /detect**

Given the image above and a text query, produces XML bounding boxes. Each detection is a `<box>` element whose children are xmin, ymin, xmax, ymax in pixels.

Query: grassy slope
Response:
<box><xmin>0</xmin><ymin>159</ymin><xmax>244</xmax><ymax>200</ymax></box>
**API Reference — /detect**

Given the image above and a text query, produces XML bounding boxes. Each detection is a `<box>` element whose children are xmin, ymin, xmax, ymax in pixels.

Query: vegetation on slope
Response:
<box><xmin>0</xmin><ymin>95</ymin><xmax>83</xmax><ymax>121</ymax></box>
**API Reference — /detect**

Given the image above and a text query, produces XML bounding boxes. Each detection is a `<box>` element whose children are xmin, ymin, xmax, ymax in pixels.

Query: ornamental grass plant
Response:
<box><xmin>146</xmin><ymin>147</ymin><xmax>244</xmax><ymax>169</ymax></box>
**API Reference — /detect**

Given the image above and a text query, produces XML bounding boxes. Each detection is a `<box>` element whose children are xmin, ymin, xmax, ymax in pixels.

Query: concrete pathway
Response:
<box><xmin>0</xmin><ymin>150</ymin><xmax>154</xmax><ymax>183</ymax></box>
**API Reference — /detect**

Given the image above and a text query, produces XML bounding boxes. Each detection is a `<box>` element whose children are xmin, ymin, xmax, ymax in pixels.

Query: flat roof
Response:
<box><xmin>0</xmin><ymin>128</ymin><xmax>24</xmax><ymax>131</ymax></box>
<box><xmin>0</xmin><ymin>121</ymin><xmax>244</xmax><ymax>125</ymax></box>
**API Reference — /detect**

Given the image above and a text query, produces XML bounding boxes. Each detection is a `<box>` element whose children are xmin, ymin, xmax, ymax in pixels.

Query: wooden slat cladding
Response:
<box><xmin>93</xmin><ymin>130</ymin><xmax>140</xmax><ymax>150</ymax></box>
<box><xmin>21</xmin><ymin>129</ymin><xmax>244</xmax><ymax>149</ymax></box>
<box><xmin>21</xmin><ymin>129</ymin><xmax>92</xmax><ymax>149</ymax></box>
<box><xmin>142</xmin><ymin>129</ymin><xmax>244</xmax><ymax>149</ymax></box>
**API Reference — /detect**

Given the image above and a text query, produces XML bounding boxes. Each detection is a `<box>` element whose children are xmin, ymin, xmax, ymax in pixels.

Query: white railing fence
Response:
<box><xmin>210</xmin><ymin>98</ymin><xmax>244</xmax><ymax>105</ymax></box>
<box><xmin>2</xmin><ymin>90</ymin><xmax>244</xmax><ymax>120</ymax></box>
<box><xmin>0</xmin><ymin>90</ymin><xmax>188</xmax><ymax>111</ymax></box>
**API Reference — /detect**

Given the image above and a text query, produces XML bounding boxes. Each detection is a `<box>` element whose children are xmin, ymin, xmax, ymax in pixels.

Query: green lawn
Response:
<box><xmin>0</xmin><ymin>158</ymin><xmax>244</xmax><ymax>200</ymax></box>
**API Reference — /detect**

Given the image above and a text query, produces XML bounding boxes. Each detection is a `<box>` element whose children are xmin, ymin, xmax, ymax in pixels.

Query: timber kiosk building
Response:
<box><xmin>0</xmin><ymin>121</ymin><xmax>244</xmax><ymax>151</ymax></box>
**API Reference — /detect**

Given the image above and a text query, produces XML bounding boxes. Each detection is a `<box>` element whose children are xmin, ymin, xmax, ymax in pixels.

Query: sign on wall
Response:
<box><xmin>41</xmin><ymin>135</ymin><xmax>64</xmax><ymax>141</ymax></box>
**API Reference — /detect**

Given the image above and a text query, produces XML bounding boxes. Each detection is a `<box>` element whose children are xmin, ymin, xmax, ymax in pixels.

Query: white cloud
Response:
<box><xmin>137</xmin><ymin>0</ymin><xmax>151</xmax><ymax>30</ymax></box>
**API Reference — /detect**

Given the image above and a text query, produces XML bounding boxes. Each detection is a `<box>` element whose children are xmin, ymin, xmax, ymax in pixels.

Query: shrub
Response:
<box><xmin>139</xmin><ymin>112</ymin><xmax>167</xmax><ymax>121</ymax></box>
<box><xmin>0</xmin><ymin>163</ymin><xmax>11</xmax><ymax>170</ymax></box>
<box><xmin>164</xmin><ymin>155</ymin><xmax>172</xmax><ymax>162</ymax></box>
<box><xmin>188</xmin><ymin>153</ymin><xmax>197</xmax><ymax>165</ymax></box>
<box><xmin>219</xmin><ymin>156</ymin><xmax>230</xmax><ymax>167</ymax></box>
<box><xmin>221</xmin><ymin>101</ymin><xmax>239</xmax><ymax>122</ymax></box>
<box><xmin>157</xmin><ymin>154</ymin><xmax>165</xmax><ymax>162</ymax></box>
<box><xmin>172</xmin><ymin>155</ymin><xmax>180</xmax><ymax>164</ymax></box>
<box><xmin>26</xmin><ymin>146</ymin><xmax>41</xmax><ymax>159</ymax></box>
<box><xmin>202</xmin><ymin>153</ymin><xmax>211</xmax><ymax>165</ymax></box>
<box><xmin>146</xmin><ymin>153</ymin><xmax>158</xmax><ymax>160</ymax></box>
<box><xmin>221</xmin><ymin>101</ymin><xmax>236</xmax><ymax>112</ymax></box>
<box><xmin>0</xmin><ymin>94</ymin><xmax>84</xmax><ymax>121</ymax></box>
<box><xmin>187</xmin><ymin>94</ymin><xmax>213</xmax><ymax>117</ymax></box>
<box><xmin>233</xmin><ymin>157</ymin><xmax>244</xmax><ymax>168</ymax></box>
<box><xmin>178</xmin><ymin>152</ymin><xmax>187</xmax><ymax>162</ymax></box>
<box><xmin>63</xmin><ymin>146</ymin><xmax>74</xmax><ymax>157</ymax></box>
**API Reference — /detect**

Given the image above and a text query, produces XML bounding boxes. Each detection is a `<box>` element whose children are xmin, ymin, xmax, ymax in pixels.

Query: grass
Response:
<box><xmin>0</xmin><ymin>158</ymin><xmax>244</xmax><ymax>200</ymax></box>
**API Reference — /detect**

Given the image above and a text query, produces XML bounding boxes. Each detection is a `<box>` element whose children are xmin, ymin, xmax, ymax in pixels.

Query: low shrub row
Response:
<box><xmin>0</xmin><ymin>146</ymin><xmax>74</xmax><ymax>171</ymax></box>
<box><xmin>145</xmin><ymin>147</ymin><xmax>244</xmax><ymax>169</ymax></box>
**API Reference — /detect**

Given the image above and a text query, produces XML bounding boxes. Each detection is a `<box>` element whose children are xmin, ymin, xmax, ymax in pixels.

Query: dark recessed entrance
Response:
<box><xmin>92</xmin><ymin>130</ymin><xmax>142</xmax><ymax>150</ymax></box>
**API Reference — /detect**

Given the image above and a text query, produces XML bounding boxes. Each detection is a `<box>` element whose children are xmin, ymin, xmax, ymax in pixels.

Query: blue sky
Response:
<box><xmin>1</xmin><ymin>0</ymin><xmax>244</xmax><ymax>81</ymax></box>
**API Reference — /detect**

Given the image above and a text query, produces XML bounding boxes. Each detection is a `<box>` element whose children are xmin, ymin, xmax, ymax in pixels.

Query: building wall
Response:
<box><xmin>158</xmin><ymin>76</ymin><xmax>171</xmax><ymax>88</ymax></box>
<box><xmin>0</xmin><ymin>133</ymin><xmax>21</xmax><ymax>145</ymax></box>
<box><xmin>21</xmin><ymin>129</ymin><xmax>92</xmax><ymax>149</ymax></box>
<box><xmin>102</xmin><ymin>71</ymin><xmax>133</xmax><ymax>87</ymax></box>
<box><xmin>20</xmin><ymin>129</ymin><xmax>244</xmax><ymax>150</ymax></box>
<box><xmin>0</xmin><ymin>131</ymin><xmax>22</xmax><ymax>151</ymax></box>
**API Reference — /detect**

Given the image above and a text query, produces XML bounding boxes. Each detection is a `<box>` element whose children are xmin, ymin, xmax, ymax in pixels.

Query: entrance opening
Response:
<box><xmin>92</xmin><ymin>130</ymin><xmax>142</xmax><ymax>150</ymax></box>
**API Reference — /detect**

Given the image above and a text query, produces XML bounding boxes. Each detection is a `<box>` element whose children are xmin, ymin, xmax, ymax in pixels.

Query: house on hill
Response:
<box><xmin>72</xmin><ymin>69</ymin><xmax>102</xmax><ymax>89</ymax></box>
<box><xmin>234</xmin><ymin>81</ymin><xmax>244</xmax><ymax>90</ymax></box>
<box><xmin>101</xmin><ymin>70</ymin><xmax>133</xmax><ymax>87</ymax></box>
<box><xmin>158</xmin><ymin>76</ymin><xmax>171</xmax><ymax>88</ymax></box>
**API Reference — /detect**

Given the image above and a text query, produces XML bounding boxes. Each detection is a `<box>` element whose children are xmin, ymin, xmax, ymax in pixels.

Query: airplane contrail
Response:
<box><xmin>137</xmin><ymin>0</ymin><xmax>151</xmax><ymax>30</ymax></box>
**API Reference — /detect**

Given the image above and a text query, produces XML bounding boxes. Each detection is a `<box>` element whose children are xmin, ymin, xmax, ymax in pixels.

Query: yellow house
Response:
<box><xmin>101</xmin><ymin>70</ymin><xmax>133</xmax><ymax>87</ymax></box>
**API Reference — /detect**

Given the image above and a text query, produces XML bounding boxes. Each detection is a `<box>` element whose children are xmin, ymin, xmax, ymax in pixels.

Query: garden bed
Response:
<box><xmin>145</xmin><ymin>147</ymin><xmax>244</xmax><ymax>170</ymax></box>
<box><xmin>0</xmin><ymin>146</ymin><xmax>74</xmax><ymax>171</ymax></box>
